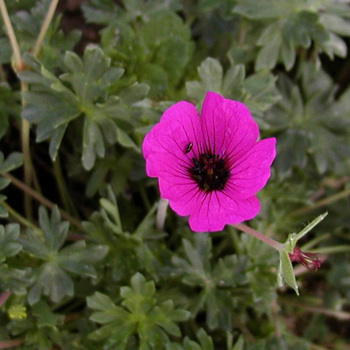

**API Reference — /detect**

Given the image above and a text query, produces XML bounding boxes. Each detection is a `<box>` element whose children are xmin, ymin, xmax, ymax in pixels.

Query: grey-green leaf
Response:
<box><xmin>279</xmin><ymin>250</ymin><xmax>299</xmax><ymax>295</ymax></box>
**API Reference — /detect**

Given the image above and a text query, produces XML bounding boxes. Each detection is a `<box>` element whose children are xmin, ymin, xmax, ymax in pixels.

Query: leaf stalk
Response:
<box><xmin>1</xmin><ymin>172</ymin><xmax>82</xmax><ymax>230</ymax></box>
<box><xmin>156</xmin><ymin>199</ymin><xmax>168</xmax><ymax>230</ymax></box>
<box><xmin>232</xmin><ymin>222</ymin><xmax>284</xmax><ymax>251</ymax></box>
<box><xmin>0</xmin><ymin>201</ymin><xmax>38</xmax><ymax>231</ymax></box>
<box><xmin>289</xmin><ymin>187</ymin><xmax>350</xmax><ymax>217</ymax></box>
<box><xmin>0</xmin><ymin>0</ymin><xmax>22</xmax><ymax>70</ymax></box>
<box><xmin>32</xmin><ymin>0</ymin><xmax>59</xmax><ymax>57</ymax></box>
<box><xmin>0</xmin><ymin>339</ymin><xmax>23</xmax><ymax>349</ymax></box>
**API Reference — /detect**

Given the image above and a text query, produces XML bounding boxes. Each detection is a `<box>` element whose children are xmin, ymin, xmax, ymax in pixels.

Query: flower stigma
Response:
<box><xmin>189</xmin><ymin>153</ymin><xmax>229</xmax><ymax>192</ymax></box>
<box><xmin>289</xmin><ymin>246</ymin><xmax>322</xmax><ymax>271</ymax></box>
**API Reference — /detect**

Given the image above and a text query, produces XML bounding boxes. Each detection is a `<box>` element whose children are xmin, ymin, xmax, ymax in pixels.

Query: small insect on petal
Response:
<box><xmin>184</xmin><ymin>142</ymin><xmax>193</xmax><ymax>154</ymax></box>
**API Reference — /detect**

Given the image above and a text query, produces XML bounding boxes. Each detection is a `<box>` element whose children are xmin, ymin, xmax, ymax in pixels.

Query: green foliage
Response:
<box><xmin>172</xmin><ymin>233</ymin><xmax>276</xmax><ymax>329</ymax></box>
<box><xmin>19</xmin><ymin>47</ymin><xmax>148</xmax><ymax>169</ymax></box>
<box><xmin>265</xmin><ymin>64</ymin><xmax>350</xmax><ymax>176</ymax></box>
<box><xmin>0</xmin><ymin>152</ymin><xmax>23</xmax><ymax>217</ymax></box>
<box><xmin>82</xmin><ymin>1</ymin><xmax>192</xmax><ymax>99</ymax></box>
<box><xmin>245</xmin><ymin>334</ymin><xmax>310</xmax><ymax>350</ymax></box>
<box><xmin>0</xmin><ymin>223</ymin><xmax>30</xmax><ymax>295</ymax></box>
<box><xmin>0</xmin><ymin>224</ymin><xmax>22</xmax><ymax>263</ymax></box>
<box><xmin>233</xmin><ymin>0</ymin><xmax>350</xmax><ymax>70</ymax></box>
<box><xmin>99</xmin><ymin>10</ymin><xmax>193</xmax><ymax>99</ymax></box>
<box><xmin>82</xmin><ymin>0</ymin><xmax>182</xmax><ymax>26</ymax></box>
<box><xmin>166</xmin><ymin>329</ymin><xmax>214</xmax><ymax>350</ymax></box>
<box><xmin>87</xmin><ymin>272</ymin><xmax>190</xmax><ymax>350</ymax></box>
<box><xmin>85</xmin><ymin>150</ymin><xmax>135</xmax><ymax>197</ymax></box>
<box><xmin>186</xmin><ymin>57</ymin><xmax>280</xmax><ymax>117</ymax></box>
<box><xmin>0</xmin><ymin>83</ymin><xmax>19</xmax><ymax>140</ymax></box>
<box><xmin>7</xmin><ymin>300</ymin><xmax>65</xmax><ymax>350</ymax></box>
<box><xmin>0</xmin><ymin>0</ymin><xmax>80</xmax><ymax>68</ymax></box>
<box><xmin>83</xmin><ymin>189</ymin><xmax>161</xmax><ymax>282</ymax></box>
<box><xmin>172</xmin><ymin>234</ymin><xmax>234</xmax><ymax>330</ymax></box>
<box><xmin>19</xmin><ymin>206</ymin><xmax>108</xmax><ymax>304</ymax></box>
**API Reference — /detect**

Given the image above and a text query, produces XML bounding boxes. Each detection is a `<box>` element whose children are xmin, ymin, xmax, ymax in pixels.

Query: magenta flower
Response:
<box><xmin>142</xmin><ymin>92</ymin><xmax>276</xmax><ymax>232</ymax></box>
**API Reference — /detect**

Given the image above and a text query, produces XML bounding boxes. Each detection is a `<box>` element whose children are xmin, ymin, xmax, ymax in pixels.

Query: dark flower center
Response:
<box><xmin>189</xmin><ymin>154</ymin><xmax>229</xmax><ymax>192</ymax></box>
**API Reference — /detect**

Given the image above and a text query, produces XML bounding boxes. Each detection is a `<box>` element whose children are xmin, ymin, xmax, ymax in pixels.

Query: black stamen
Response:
<box><xmin>189</xmin><ymin>153</ymin><xmax>229</xmax><ymax>192</ymax></box>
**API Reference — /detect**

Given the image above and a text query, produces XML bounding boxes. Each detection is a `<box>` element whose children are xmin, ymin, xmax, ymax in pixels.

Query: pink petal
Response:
<box><xmin>168</xmin><ymin>185</ymin><xmax>203</xmax><ymax>216</ymax></box>
<box><xmin>146</xmin><ymin>154</ymin><xmax>193</xmax><ymax>199</ymax></box>
<box><xmin>227</xmin><ymin>138</ymin><xmax>276</xmax><ymax>198</ymax></box>
<box><xmin>142</xmin><ymin>92</ymin><xmax>276</xmax><ymax>232</ymax></box>
<box><xmin>200</xmin><ymin>92</ymin><xmax>259</xmax><ymax>158</ymax></box>
<box><xmin>145</xmin><ymin>149</ymin><xmax>191</xmax><ymax>179</ymax></box>
<box><xmin>188</xmin><ymin>192</ymin><xmax>260</xmax><ymax>232</ymax></box>
<box><xmin>142</xmin><ymin>101</ymin><xmax>200</xmax><ymax>161</ymax></box>
<box><xmin>146</xmin><ymin>152</ymin><xmax>200</xmax><ymax>214</ymax></box>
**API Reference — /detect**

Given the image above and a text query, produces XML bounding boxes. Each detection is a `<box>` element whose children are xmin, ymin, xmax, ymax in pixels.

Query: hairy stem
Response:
<box><xmin>156</xmin><ymin>199</ymin><xmax>168</xmax><ymax>230</ymax></box>
<box><xmin>0</xmin><ymin>201</ymin><xmax>38</xmax><ymax>231</ymax></box>
<box><xmin>20</xmin><ymin>81</ymin><xmax>33</xmax><ymax>219</ymax></box>
<box><xmin>238</xmin><ymin>17</ymin><xmax>247</xmax><ymax>45</ymax></box>
<box><xmin>0</xmin><ymin>339</ymin><xmax>23</xmax><ymax>349</ymax></box>
<box><xmin>1</xmin><ymin>172</ymin><xmax>83</xmax><ymax>230</ymax></box>
<box><xmin>279</xmin><ymin>297</ymin><xmax>350</xmax><ymax>321</ymax></box>
<box><xmin>270</xmin><ymin>299</ymin><xmax>282</xmax><ymax>339</ymax></box>
<box><xmin>33</xmin><ymin>0</ymin><xmax>59</xmax><ymax>57</ymax></box>
<box><xmin>309</xmin><ymin>245</ymin><xmax>350</xmax><ymax>255</ymax></box>
<box><xmin>53</xmin><ymin>157</ymin><xmax>79</xmax><ymax>217</ymax></box>
<box><xmin>0</xmin><ymin>1</ymin><xmax>34</xmax><ymax>218</ymax></box>
<box><xmin>232</xmin><ymin>223</ymin><xmax>284</xmax><ymax>251</ymax></box>
<box><xmin>0</xmin><ymin>0</ymin><xmax>22</xmax><ymax>70</ymax></box>
<box><xmin>289</xmin><ymin>187</ymin><xmax>350</xmax><ymax>217</ymax></box>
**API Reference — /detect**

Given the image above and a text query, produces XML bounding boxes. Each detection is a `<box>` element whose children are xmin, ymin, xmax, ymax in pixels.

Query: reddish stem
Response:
<box><xmin>0</xmin><ymin>290</ymin><xmax>11</xmax><ymax>307</ymax></box>
<box><xmin>0</xmin><ymin>339</ymin><xmax>23</xmax><ymax>349</ymax></box>
<box><xmin>232</xmin><ymin>223</ymin><xmax>284</xmax><ymax>251</ymax></box>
